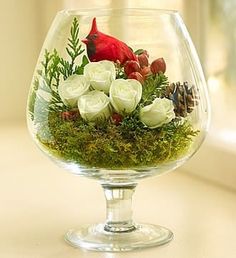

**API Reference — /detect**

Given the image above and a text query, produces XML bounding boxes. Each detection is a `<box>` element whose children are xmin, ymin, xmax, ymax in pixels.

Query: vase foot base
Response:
<box><xmin>65</xmin><ymin>223</ymin><xmax>173</xmax><ymax>252</ymax></box>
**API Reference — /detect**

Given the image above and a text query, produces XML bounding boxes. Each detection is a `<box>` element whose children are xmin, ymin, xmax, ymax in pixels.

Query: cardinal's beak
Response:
<box><xmin>82</xmin><ymin>38</ymin><xmax>89</xmax><ymax>44</ymax></box>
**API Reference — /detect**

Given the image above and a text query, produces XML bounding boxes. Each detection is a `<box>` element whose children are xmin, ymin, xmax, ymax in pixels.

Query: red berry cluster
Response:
<box><xmin>124</xmin><ymin>51</ymin><xmax>166</xmax><ymax>84</ymax></box>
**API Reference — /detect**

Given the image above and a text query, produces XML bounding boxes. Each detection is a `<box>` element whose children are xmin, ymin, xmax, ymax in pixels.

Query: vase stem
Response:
<box><xmin>102</xmin><ymin>183</ymin><xmax>137</xmax><ymax>233</ymax></box>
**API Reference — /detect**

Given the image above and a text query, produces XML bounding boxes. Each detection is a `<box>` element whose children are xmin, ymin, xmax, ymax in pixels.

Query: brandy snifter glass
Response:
<box><xmin>27</xmin><ymin>8</ymin><xmax>210</xmax><ymax>252</ymax></box>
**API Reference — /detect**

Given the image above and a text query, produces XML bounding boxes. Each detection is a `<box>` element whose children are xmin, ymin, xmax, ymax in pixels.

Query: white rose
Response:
<box><xmin>78</xmin><ymin>90</ymin><xmax>111</xmax><ymax>122</ymax></box>
<box><xmin>110</xmin><ymin>79</ymin><xmax>142</xmax><ymax>114</ymax></box>
<box><xmin>58</xmin><ymin>74</ymin><xmax>90</xmax><ymax>107</ymax></box>
<box><xmin>140</xmin><ymin>98</ymin><xmax>175</xmax><ymax>128</ymax></box>
<box><xmin>84</xmin><ymin>60</ymin><xmax>116</xmax><ymax>93</ymax></box>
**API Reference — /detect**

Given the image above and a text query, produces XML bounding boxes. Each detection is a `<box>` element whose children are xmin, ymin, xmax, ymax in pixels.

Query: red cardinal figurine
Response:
<box><xmin>82</xmin><ymin>18</ymin><xmax>137</xmax><ymax>64</ymax></box>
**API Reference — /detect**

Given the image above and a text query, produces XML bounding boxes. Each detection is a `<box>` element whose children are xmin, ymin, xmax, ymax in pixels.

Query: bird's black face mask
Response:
<box><xmin>86</xmin><ymin>34</ymin><xmax>98</xmax><ymax>59</ymax></box>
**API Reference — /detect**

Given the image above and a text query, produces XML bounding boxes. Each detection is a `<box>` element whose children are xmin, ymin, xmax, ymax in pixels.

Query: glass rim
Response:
<box><xmin>58</xmin><ymin>8</ymin><xmax>180</xmax><ymax>17</ymax></box>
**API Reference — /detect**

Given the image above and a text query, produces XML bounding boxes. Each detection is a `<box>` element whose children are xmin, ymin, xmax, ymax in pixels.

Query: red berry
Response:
<box><xmin>138</xmin><ymin>53</ymin><xmax>149</xmax><ymax>68</ymax></box>
<box><xmin>124</xmin><ymin>61</ymin><xmax>140</xmax><ymax>76</ymax></box>
<box><xmin>150</xmin><ymin>58</ymin><xmax>166</xmax><ymax>74</ymax></box>
<box><xmin>128</xmin><ymin>72</ymin><xmax>144</xmax><ymax>84</ymax></box>
<box><xmin>60</xmin><ymin>110</ymin><xmax>79</xmax><ymax>121</ymax></box>
<box><xmin>140</xmin><ymin>66</ymin><xmax>152</xmax><ymax>78</ymax></box>
<box><xmin>142</xmin><ymin>50</ymin><xmax>149</xmax><ymax>58</ymax></box>
<box><xmin>111</xmin><ymin>113</ymin><xmax>123</xmax><ymax>125</ymax></box>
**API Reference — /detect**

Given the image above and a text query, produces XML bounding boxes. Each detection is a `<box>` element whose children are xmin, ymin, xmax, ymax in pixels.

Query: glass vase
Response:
<box><xmin>27</xmin><ymin>8</ymin><xmax>210</xmax><ymax>252</ymax></box>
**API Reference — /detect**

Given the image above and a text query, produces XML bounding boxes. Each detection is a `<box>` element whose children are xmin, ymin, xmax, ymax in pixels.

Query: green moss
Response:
<box><xmin>37</xmin><ymin>112</ymin><xmax>198</xmax><ymax>169</ymax></box>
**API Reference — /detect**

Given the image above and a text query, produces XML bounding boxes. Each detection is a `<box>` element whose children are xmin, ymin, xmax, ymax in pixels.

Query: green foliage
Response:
<box><xmin>74</xmin><ymin>55</ymin><xmax>89</xmax><ymax>75</ymax></box>
<box><xmin>37</xmin><ymin>112</ymin><xmax>198</xmax><ymax>169</ymax></box>
<box><xmin>119</xmin><ymin>109</ymin><xmax>144</xmax><ymax>136</ymax></box>
<box><xmin>115</xmin><ymin>63</ymin><xmax>126</xmax><ymax>79</ymax></box>
<box><xmin>41</xmin><ymin>49</ymin><xmax>63</xmax><ymax>110</ymax></box>
<box><xmin>42</xmin><ymin>49</ymin><xmax>60</xmax><ymax>87</ymax></box>
<box><xmin>141</xmin><ymin>73</ymin><xmax>169</xmax><ymax>105</ymax></box>
<box><xmin>60</xmin><ymin>17</ymin><xmax>86</xmax><ymax>79</ymax></box>
<box><xmin>66</xmin><ymin>18</ymin><xmax>84</xmax><ymax>65</ymax></box>
<box><xmin>134</xmin><ymin>49</ymin><xmax>146</xmax><ymax>55</ymax></box>
<box><xmin>28</xmin><ymin>18</ymin><xmax>88</xmax><ymax>120</ymax></box>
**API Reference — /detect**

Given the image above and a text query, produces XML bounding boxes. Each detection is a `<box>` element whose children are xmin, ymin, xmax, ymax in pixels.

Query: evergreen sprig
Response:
<box><xmin>141</xmin><ymin>73</ymin><xmax>169</xmax><ymax>105</ymax></box>
<box><xmin>74</xmin><ymin>55</ymin><xmax>89</xmax><ymax>75</ymax></box>
<box><xmin>67</xmin><ymin>18</ymin><xmax>84</xmax><ymax>65</ymax></box>
<box><xmin>29</xmin><ymin>17</ymin><xmax>88</xmax><ymax>120</ymax></box>
<box><xmin>42</xmin><ymin>49</ymin><xmax>60</xmax><ymax>88</ymax></box>
<box><xmin>63</xmin><ymin>17</ymin><xmax>85</xmax><ymax>78</ymax></box>
<box><xmin>41</xmin><ymin>49</ymin><xmax>65</xmax><ymax>111</ymax></box>
<box><xmin>115</xmin><ymin>62</ymin><xmax>126</xmax><ymax>79</ymax></box>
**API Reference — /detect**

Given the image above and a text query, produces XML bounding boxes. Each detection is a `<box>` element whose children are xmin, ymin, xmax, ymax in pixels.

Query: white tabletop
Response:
<box><xmin>1</xmin><ymin>124</ymin><xmax>236</xmax><ymax>258</ymax></box>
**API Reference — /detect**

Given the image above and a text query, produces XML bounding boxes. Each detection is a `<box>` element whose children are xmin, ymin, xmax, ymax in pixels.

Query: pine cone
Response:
<box><xmin>164</xmin><ymin>82</ymin><xmax>198</xmax><ymax>117</ymax></box>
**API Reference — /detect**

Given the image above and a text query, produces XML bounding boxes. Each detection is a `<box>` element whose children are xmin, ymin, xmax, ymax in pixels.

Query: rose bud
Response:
<box><xmin>138</xmin><ymin>53</ymin><xmax>149</xmax><ymax>68</ymax></box>
<box><xmin>140</xmin><ymin>98</ymin><xmax>175</xmax><ymax>128</ymax></box>
<box><xmin>150</xmin><ymin>58</ymin><xmax>166</xmax><ymax>74</ymax></box>
<box><xmin>124</xmin><ymin>61</ymin><xmax>140</xmax><ymax>76</ymax></box>
<box><xmin>78</xmin><ymin>91</ymin><xmax>111</xmax><ymax>122</ymax></box>
<box><xmin>140</xmin><ymin>66</ymin><xmax>152</xmax><ymax>78</ymax></box>
<box><xmin>111</xmin><ymin>113</ymin><xmax>123</xmax><ymax>125</ymax></box>
<box><xmin>110</xmin><ymin>79</ymin><xmax>142</xmax><ymax>114</ymax></box>
<box><xmin>128</xmin><ymin>72</ymin><xmax>144</xmax><ymax>84</ymax></box>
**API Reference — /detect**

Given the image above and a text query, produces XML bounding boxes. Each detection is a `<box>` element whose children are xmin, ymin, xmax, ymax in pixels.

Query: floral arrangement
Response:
<box><xmin>28</xmin><ymin>18</ymin><xmax>198</xmax><ymax>169</ymax></box>
<box><xmin>58</xmin><ymin>60</ymin><xmax>175</xmax><ymax>127</ymax></box>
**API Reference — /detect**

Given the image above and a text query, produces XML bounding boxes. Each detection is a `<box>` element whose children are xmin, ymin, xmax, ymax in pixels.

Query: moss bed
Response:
<box><xmin>36</xmin><ymin>112</ymin><xmax>198</xmax><ymax>169</ymax></box>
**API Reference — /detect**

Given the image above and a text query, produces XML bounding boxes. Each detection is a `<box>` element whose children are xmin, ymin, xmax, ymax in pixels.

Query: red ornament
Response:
<box><xmin>142</xmin><ymin>50</ymin><xmax>149</xmax><ymax>58</ymax></box>
<box><xmin>150</xmin><ymin>58</ymin><xmax>166</xmax><ymax>74</ymax></box>
<box><xmin>60</xmin><ymin>110</ymin><xmax>79</xmax><ymax>121</ymax></box>
<box><xmin>138</xmin><ymin>53</ymin><xmax>149</xmax><ymax>68</ymax></box>
<box><xmin>82</xmin><ymin>18</ymin><xmax>137</xmax><ymax>64</ymax></box>
<box><xmin>140</xmin><ymin>66</ymin><xmax>152</xmax><ymax>78</ymax></box>
<box><xmin>111</xmin><ymin>113</ymin><xmax>123</xmax><ymax>125</ymax></box>
<box><xmin>128</xmin><ymin>72</ymin><xmax>144</xmax><ymax>84</ymax></box>
<box><xmin>124</xmin><ymin>61</ymin><xmax>140</xmax><ymax>76</ymax></box>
